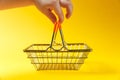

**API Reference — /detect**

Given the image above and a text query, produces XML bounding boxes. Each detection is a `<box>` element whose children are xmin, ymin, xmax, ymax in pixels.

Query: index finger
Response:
<box><xmin>53</xmin><ymin>1</ymin><xmax>64</xmax><ymax>23</ymax></box>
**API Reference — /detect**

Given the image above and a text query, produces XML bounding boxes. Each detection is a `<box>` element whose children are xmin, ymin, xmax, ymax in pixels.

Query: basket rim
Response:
<box><xmin>27</xmin><ymin>56</ymin><xmax>88</xmax><ymax>59</ymax></box>
<box><xmin>23</xmin><ymin>43</ymin><xmax>92</xmax><ymax>53</ymax></box>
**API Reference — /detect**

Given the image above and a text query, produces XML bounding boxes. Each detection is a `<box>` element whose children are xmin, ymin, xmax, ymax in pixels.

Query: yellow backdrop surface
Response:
<box><xmin>0</xmin><ymin>0</ymin><xmax>120</xmax><ymax>80</ymax></box>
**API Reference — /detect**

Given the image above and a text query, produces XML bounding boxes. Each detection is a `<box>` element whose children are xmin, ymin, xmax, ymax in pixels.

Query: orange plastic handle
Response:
<box><xmin>53</xmin><ymin>21</ymin><xmax>61</xmax><ymax>32</ymax></box>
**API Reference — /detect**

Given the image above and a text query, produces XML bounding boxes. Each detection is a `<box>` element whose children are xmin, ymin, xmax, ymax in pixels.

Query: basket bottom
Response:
<box><xmin>32</xmin><ymin>63</ymin><xmax>83</xmax><ymax>70</ymax></box>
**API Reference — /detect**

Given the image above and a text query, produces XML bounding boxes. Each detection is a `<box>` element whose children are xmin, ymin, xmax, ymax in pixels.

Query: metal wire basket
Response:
<box><xmin>23</xmin><ymin>22</ymin><xmax>92</xmax><ymax>70</ymax></box>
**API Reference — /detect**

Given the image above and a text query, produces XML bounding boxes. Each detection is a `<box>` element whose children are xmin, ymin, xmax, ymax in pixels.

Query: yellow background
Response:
<box><xmin>0</xmin><ymin>0</ymin><xmax>120</xmax><ymax>80</ymax></box>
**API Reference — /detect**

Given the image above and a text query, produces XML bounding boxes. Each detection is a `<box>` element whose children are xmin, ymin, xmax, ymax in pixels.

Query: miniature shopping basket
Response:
<box><xmin>23</xmin><ymin>21</ymin><xmax>92</xmax><ymax>70</ymax></box>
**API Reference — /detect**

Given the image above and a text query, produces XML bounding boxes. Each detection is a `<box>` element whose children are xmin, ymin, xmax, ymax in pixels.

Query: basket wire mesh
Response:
<box><xmin>23</xmin><ymin>21</ymin><xmax>92</xmax><ymax>70</ymax></box>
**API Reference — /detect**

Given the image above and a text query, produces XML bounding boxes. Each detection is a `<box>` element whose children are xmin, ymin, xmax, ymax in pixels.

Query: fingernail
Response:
<box><xmin>66</xmin><ymin>14</ymin><xmax>70</xmax><ymax>19</ymax></box>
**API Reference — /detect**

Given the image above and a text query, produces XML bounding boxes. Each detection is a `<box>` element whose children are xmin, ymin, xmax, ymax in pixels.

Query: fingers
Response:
<box><xmin>34</xmin><ymin>1</ymin><xmax>57</xmax><ymax>23</ymax></box>
<box><xmin>66</xmin><ymin>2</ymin><xmax>73</xmax><ymax>18</ymax></box>
<box><xmin>43</xmin><ymin>9</ymin><xmax>57</xmax><ymax>23</ymax></box>
<box><xmin>53</xmin><ymin>0</ymin><xmax>64</xmax><ymax>23</ymax></box>
<box><xmin>34</xmin><ymin>0</ymin><xmax>73</xmax><ymax>23</ymax></box>
<box><xmin>60</xmin><ymin>0</ymin><xmax>73</xmax><ymax>19</ymax></box>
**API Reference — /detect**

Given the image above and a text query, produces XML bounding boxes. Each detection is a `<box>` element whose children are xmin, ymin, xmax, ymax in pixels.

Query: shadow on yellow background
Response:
<box><xmin>0</xmin><ymin>0</ymin><xmax>120</xmax><ymax>80</ymax></box>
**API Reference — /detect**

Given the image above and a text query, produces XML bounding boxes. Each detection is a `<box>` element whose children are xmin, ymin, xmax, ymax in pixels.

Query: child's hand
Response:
<box><xmin>34</xmin><ymin>0</ymin><xmax>73</xmax><ymax>23</ymax></box>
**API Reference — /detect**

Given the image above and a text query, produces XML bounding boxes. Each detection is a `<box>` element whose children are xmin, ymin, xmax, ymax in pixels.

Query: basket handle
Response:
<box><xmin>48</xmin><ymin>21</ymin><xmax>68</xmax><ymax>51</ymax></box>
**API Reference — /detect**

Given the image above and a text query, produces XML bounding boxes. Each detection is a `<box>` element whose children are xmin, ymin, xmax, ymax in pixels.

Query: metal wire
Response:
<box><xmin>24</xmin><ymin>43</ymin><xmax>91</xmax><ymax>70</ymax></box>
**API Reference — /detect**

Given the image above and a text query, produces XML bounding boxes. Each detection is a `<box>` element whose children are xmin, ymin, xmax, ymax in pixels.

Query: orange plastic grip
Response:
<box><xmin>53</xmin><ymin>21</ymin><xmax>61</xmax><ymax>33</ymax></box>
